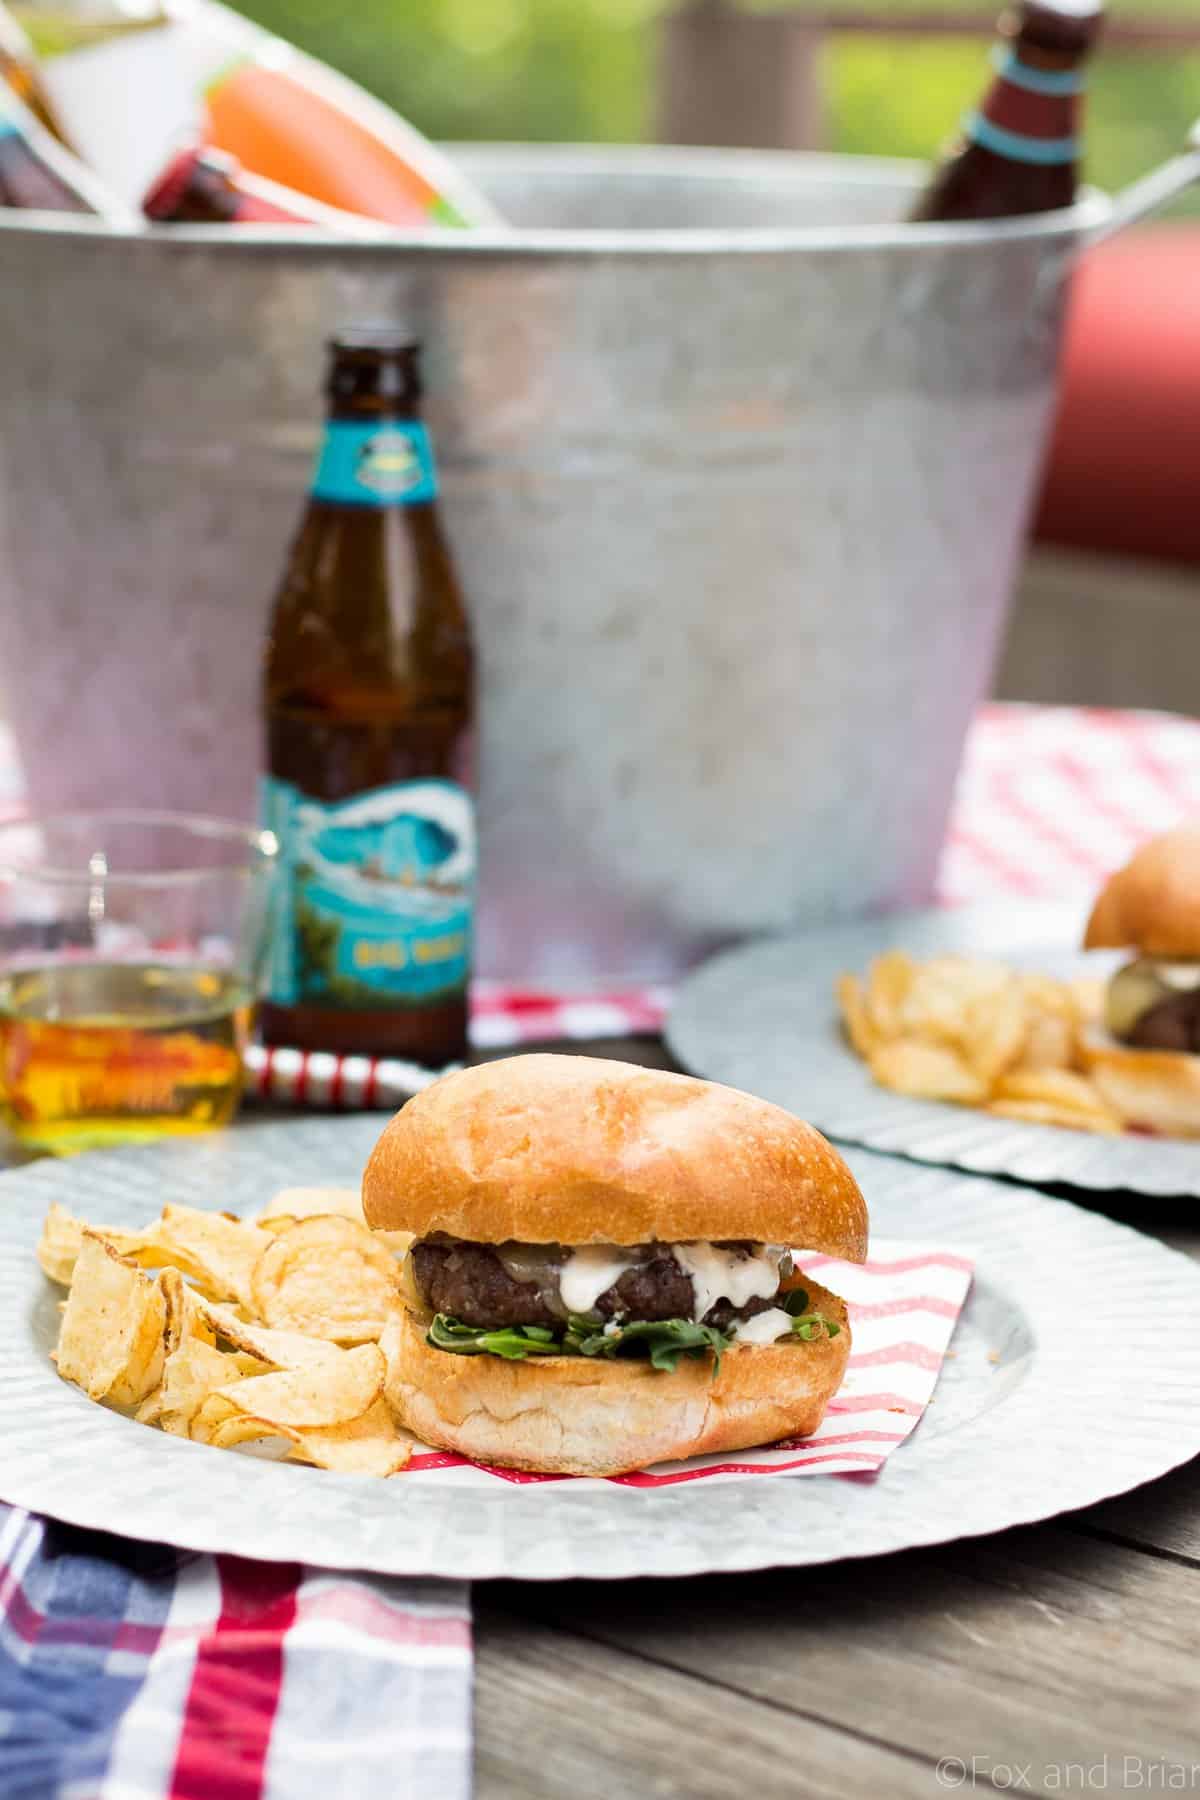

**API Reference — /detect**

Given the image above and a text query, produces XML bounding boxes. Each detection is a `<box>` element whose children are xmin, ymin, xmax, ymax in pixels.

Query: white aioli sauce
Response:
<box><xmin>558</xmin><ymin>1241</ymin><xmax>786</xmax><ymax>1320</ymax></box>
<box><xmin>672</xmin><ymin>1242</ymin><xmax>784</xmax><ymax>1321</ymax></box>
<box><xmin>731</xmin><ymin>1307</ymin><xmax>793</xmax><ymax>1347</ymax></box>
<box><xmin>559</xmin><ymin>1246</ymin><xmax>638</xmax><ymax>1315</ymax></box>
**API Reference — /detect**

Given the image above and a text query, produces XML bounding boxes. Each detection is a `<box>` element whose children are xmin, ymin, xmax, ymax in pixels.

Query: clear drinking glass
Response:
<box><xmin>0</xmin><ymin>812</ymin><xmax>277</xmax><ymax>1155</ymax></box>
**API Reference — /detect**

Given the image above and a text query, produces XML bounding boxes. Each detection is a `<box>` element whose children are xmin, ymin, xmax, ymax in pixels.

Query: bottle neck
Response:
<box><xmin>310</xmin><ymin>412</ymin><xmax>438</xmax><ymax>509</ymax></box>
<box><xmin>966</xmin><ymin>9</ymin><xmax>1095</xmax><ymax>171</ymax></box>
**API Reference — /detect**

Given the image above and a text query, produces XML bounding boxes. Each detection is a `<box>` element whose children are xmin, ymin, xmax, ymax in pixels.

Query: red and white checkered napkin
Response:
<box><xmin>245</xmin><ymin>701</ymin><xmax>1200</xmax><ymax>1110</ymax></box>
<box><xmin>390</xmin><ymin>1239</ymin><xmax>974</xmax><ymax>1489</ymax></box>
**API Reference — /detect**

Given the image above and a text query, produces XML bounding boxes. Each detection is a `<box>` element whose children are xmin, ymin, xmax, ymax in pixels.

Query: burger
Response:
<box><xmin>364</xmin><ymin>1053</ymin><xmax>867</xmax><ymax>1477</ymax></box>
<box><xmin>1082</xmin><ymin>825</ymin><xmax>1200</xmax><ymax>1136</ymax></box>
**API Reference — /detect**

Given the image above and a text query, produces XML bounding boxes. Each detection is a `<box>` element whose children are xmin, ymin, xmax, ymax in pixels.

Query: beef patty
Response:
<box><xmin>1125</xmin><ymin>988</ymin><xmax>1200</xmax><ymax>1054</ymax></box>
<box><xmin>410</xmin><ymin>1237</ymin><xmax>779</xmax><ymax>1331</ymax></box>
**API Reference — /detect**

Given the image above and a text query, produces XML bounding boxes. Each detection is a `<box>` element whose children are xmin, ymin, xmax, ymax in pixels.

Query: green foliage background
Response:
<box><xmin>234</xmin><ymin>0</ymin><xmax>1198</xmax><ymax>207</ymax></box>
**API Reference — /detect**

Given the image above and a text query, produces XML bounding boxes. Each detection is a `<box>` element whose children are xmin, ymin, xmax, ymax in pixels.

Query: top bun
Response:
<box><xmin>363</xmin><ymin>1053</ymin><xmax>868</xmax><ymax>1256</ymax></box>
<box><xmin>1084</xmin><ymin>826</ymin><xmax>1200</xmax><ymax>957</ymax></box>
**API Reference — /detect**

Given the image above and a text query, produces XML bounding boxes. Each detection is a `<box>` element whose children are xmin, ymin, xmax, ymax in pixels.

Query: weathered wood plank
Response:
<box><xmin>1077</xmin><ymin>1459</ymin><xmax>1200</xmax><ymax>1565</ymax></box>
<box><xmin>485</xmin><ymin>1523</ymin><xmax>1200</xmax><ymax>1790</ymax></box>
<box><xmin>474</xmin><ymin>1601</ymin><xmax>935</xmax><ymax>1800</ymax></box>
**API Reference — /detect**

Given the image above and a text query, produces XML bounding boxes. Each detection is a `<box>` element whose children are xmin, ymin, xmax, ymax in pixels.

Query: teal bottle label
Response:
<box><xmin>262</xmin><ymin>776</ymin><xmax>474</xmax><ymax>1009</ymax></box>
<box><xmin>311</xmin><ymin>420</ymin><xmax>438</xmax><ymax>507</ymax></box>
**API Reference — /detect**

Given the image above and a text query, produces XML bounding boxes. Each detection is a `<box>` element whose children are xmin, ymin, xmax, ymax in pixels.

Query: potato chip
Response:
<box><xmin>898</xmin><ymin>956</ymin><xmax>1009</xmax><ymax>1048</ymax></box>
<box><xmin>865</xmin><ymin>951</ymin><xmax>914</xmax><ymax>1039</ymax></box>
<box><xmin>288</xmin><ymin>1398</ymin><xmax>413</xmax><ymax>1478</ymax></box>
<box><xmin>962</xmin><ymin>979</ymin><xmax>1028</xmax><ymax>1087</ymax></box>
<box><xmin>868</xmin><ymin>1038</ymin><xmax>989</xmax><ymax>1104</ymax></box>
<box><xmin>256</xmin><ymin>1186</ymin><xmax>412</xmax><ymax>1258</ymax></box>
<box><xmin>250</xmin><ymin>1216</ymin><xmax>400</xmax><ymax>1343</ymax></box>
<box><xmin>987</xmin><ymin>1099</ymin><xmax>1121</xmax><ymax>1135</ymax></box>
<box><xmin>140</xmin><ymin>1338</ymin><xmax>262</xmax><ymax>1437</ymax></box>
<box><xmin>55</xmin><ymin>1232</ymin><xmax>168</xmax><ymax>1407</ymax></box>
<box><xmin>191</xmin><ymin>1296</ymin><xmax>342</xmax><ymax>1372</ymax></box>
<box><xmin>1018</xmin><ymin>1010</ymin><xmax>1076</xmax><ymax>1073</ymax></box>
<box><xmin>993</xmin><ymin>1066</ymin><xmax>1115</xmax><ymax>1115</ymax></box>
<box><xmin>209</xmin><ymin>1343</ymin><xmax>385</xmax><ymax>1431</ymax></box>
<box><xmin>257</xmin><ymin>1186</ymin><xmax>364</xmax><ymax>1226</ymax></box>
<box><xmin>836</xmin><ymin>973</ymin><xmax>878</xmax><ymax>1059</ymax></box>
<box><xmin>153</xmin><ymin>1204</ymin><xmax>264</xmax><ymax>1308</ymax></box>
<box><xmin>37</xmin><ymin>1202</ymin><xmax>157</xmax><ymax>1287</ymax></box>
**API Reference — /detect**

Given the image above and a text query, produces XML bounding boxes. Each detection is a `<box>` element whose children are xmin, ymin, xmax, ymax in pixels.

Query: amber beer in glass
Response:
<box><xmin>0</xmin><ymin>813</ymin><xmax>276</xmax><ymax>1154</ymax></box>
<box><xmin>262</xmin><ymin>334</ymin><xmax>475</xmax><ymax>1064</ymax></box>
<box><xmin>910</xmin><ymin>0</ymin><xmax>1102</xmax><ymax>222</ymax></box>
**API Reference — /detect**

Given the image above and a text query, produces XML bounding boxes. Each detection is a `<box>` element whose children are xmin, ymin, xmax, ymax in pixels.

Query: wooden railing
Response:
<box><xmin>656</xmin><ymin>0</ymin><xmax>1200</xmax><ymax>151</ymax></box>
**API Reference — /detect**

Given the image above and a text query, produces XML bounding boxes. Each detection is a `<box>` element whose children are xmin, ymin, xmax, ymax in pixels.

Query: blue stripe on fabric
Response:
<box><xmin>964</xmin><ymin>111</ymin><xmax>1078</xmax><ymax>165</ymax></box>
<box><xmin>0</xmin><ymin>1506</ymin><xmax>183</xmax><ymax>1800</ymax></box>
<box><xmin>990</xmin><ymin>47</ymin><xmax>1085</xmax><ymax>96</ymax></box>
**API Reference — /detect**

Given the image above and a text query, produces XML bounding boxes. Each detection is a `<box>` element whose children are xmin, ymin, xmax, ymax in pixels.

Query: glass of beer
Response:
<box><xmin>0</xmin><ymin>812</ymin><xmax>277</xmax><ymax>1155</ymax></box>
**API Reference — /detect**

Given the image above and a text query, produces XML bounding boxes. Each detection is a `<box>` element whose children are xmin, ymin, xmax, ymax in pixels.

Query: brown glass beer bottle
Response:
<box><xmin>910</xmin><ymin>0</ymin><xmax>1103</xmax><ymax>222</ymax></box>
<box><xmin>143</xmin><ymin>143</ymin><xmax>372</xmax><ymax>230</ymax></box>
<box><xmin>261</xmin><ymin>333</ymin><xmax>475</xmax><ymax>1064</ymax></box>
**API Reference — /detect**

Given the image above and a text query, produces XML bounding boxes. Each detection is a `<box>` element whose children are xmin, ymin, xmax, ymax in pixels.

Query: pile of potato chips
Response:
<box><xmin>39</xmin><ymin>1187</ymin><xmax>416</xmax><ymax>1477</ymax></box>
<box><xmin>837</xmin><ymin>952</ymin><xmax>1123</xmax><ymax>1134</ymax></box>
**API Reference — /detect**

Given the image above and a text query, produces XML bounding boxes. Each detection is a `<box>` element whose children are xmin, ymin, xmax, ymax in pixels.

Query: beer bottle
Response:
<box><xmin>143</xmin><ymin>143</ymin><xmax>375</xmax><ymax>232</ymax></box>
<box><xmin>910</xmin><ymin>0</ymin><xmax>1103</xmax><ymax>222</ymax></box>
<box><xmin>261</xmin><ymin>334</ymin><xmax>475</xmax><ymax>1065</ymax></box>
<box><xmin>0</xmin><ymin>81</ymin><xmax>118</xmax><ymax>211</ymax></box>
<box><xmin>0</xmin><ymin>2</ymin><xmax>67</xmax><ymax>141</ymax></box>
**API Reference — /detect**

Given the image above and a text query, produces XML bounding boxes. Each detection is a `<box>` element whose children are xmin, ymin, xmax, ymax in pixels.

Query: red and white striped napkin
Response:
<box><xmin>390</xmin><ymin>1240</ymin><xmax>974</xmax><ymax>1488</ymax></box>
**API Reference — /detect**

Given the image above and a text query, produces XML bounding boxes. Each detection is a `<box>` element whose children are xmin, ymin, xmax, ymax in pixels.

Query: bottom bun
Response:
<box><xmin>1079</xmin><ymin>1028</ymin><xmax>1200</xmax><ymax>1139</ymax></box>
<box><xmin>380</xmin><ymin>1278</ymin><xmax>851</xmax><ymax>1478</ymax></box>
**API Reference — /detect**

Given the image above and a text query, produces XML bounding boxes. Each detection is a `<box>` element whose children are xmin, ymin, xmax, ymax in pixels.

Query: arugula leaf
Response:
<box><xmin>427</xmin><ymin>1305</ymin><xmax>839</xmax><ymax>1370</ymax></box>
<box><xmin>427</xmin><ymin>1312</ymin><xmax>732</xmax><ymax>1375</ymax></box>
<box><xmin>426</xmin><ymin>1316</ymin><xmax>565</xmax><ymax>1359</ymax></box>
<box><xmin>789</xmin><ymin>1313</ymin><xmax>841</xmax><ymax>1340</ymax></box>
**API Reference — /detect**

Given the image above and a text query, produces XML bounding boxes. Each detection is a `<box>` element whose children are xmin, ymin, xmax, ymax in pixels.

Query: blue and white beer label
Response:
<box><xmin>311</xmin><ymin>420</ymin><xmax>438</xmax><ymax>508</ymax></box>
<box><xmin>262</xmin><ymin>777</ymin><xmax>474</xmax><ymax>1008</ymax></box>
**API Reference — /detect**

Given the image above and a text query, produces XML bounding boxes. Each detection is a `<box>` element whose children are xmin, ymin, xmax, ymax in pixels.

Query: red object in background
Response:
<box><xmin>1034</xmin><ymin>225</ymin><xmax>1200</xmax><ymax>566</ymax></box>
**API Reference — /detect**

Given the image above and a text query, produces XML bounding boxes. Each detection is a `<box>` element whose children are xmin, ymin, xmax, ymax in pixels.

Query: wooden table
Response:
<box><xmin>473</xmin><ymin>1038</ymin><xmax>1200</xmax><ymax>1799</ymax></box>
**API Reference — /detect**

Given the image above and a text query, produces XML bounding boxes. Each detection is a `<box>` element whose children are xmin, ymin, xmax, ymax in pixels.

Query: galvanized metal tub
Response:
<box><xmin>0</xmin><ymin>146</ymin><xmax>1116</xmax><ymax>981</ymax></box>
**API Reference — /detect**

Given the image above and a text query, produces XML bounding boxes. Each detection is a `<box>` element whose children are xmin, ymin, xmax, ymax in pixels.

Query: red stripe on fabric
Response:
<box><xmin>825</xmin><ymin>1392</ymin><xmax>923</xmax><ymax>1415</ymax></box>
<box><xmin>612</xmin><ymin>1451</ymin><xmax>885</xmax><ymax>1486</ymax></box>
<box><xmin>0</xmin><ymin>1577</ymin><xmax>168</xmax><ymax>1655</ymax></box>
<box><xmin>846</xmin><ymin>1294</ymin><xmax>961</xmax><ymax>1322</ymax></box>
<box><xmin>942</xmin><ymin>826</ymin><xmax>1042</xmax><ymax>896</ymax></box>
<box><xmin>293</xmin><ymin>1586</ymin><xmax>470</xmax><ymax>1649</ymax></box>
<box><xmin>293</xmin><ymin>1052</ymin><xmax>309</xmax><ymax>1107</ymax></box>
<box><xmin>363</xmin><ymin>1060</ymin><xmax>379</xmax><ymax>1109</ymax></box>
<box><xmin>257</xmin><ymin>1047</ymin><xmax>274</xmax><ymax>1099</ymax></box>
<box><xmin>1101</xmin><ymin>713</ymin><xmax>1198</xmax><ymax>819</ymax></box>
<box><xmin>848</xmin><ymin>1342</ymin><xmax>945</xmax><ymax>1373</ymax></box>
<box><xmin>788</xmin><ymin>1429</ymin><xmax>907</xmax><ymax>1449</ymax></box>
<box><xmin>1051</xmin><ymin>750</ymin><xmax>1145</xmax><ymax>848</ymax></box>
<box><xmin>989</xmin><ymin>767</ymin><xmax>1111</xmax><ymax>879</ymax></box>
<box><xmin>328</xmin><ymin>1058</ymin><xmax>344</xmax><ymax>1109</ymax></box>
<box><xmin>169</xmin><ymin>1556</ymin><xmax>300</xmax><ymax>1800</ymax></box>
<box><xmin>801</xmin><ymin>1251</ymin><xmax>974</xmax><ymax>1276</ymax></box>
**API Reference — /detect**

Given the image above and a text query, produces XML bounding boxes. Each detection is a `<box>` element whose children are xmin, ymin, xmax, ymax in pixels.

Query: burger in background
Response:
<box><xmin>1082</xmin><ymin>825</ymin><xmax>1200</xmax><ymax>1135</ymax></box>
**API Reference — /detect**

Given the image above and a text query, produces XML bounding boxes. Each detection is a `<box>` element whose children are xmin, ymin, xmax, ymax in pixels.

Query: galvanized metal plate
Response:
<box><xmin>668</xmin><ymin>902</ymin><xmax>1200</xmax><ymax>1196</ymax></box>
<box><xmin>3</xmin><ymin>1115</ymin><xmax>1200</xmax><ymax>1579</ymax></box>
